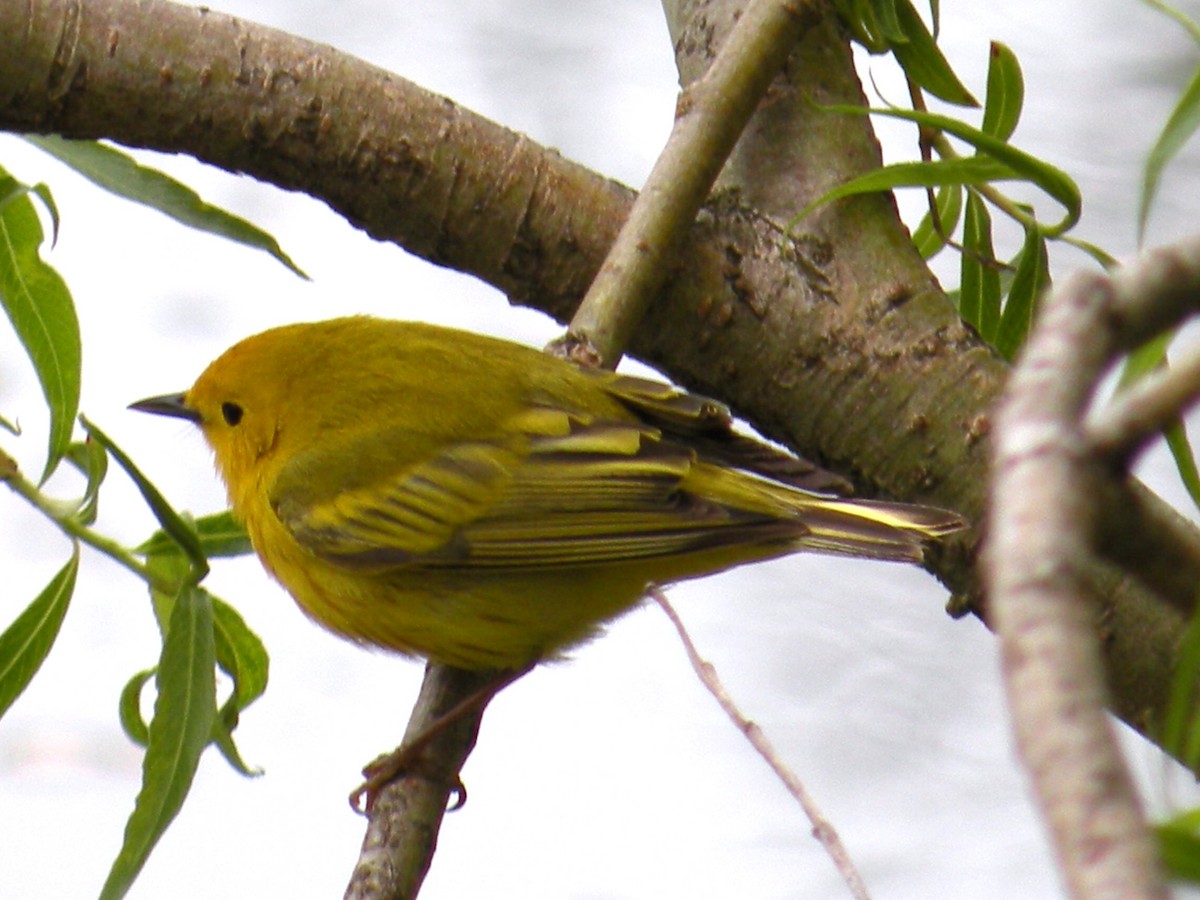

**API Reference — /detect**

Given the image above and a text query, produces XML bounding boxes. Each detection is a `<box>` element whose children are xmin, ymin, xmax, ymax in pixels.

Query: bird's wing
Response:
<box><xmin>271</xmin><ymin>408</ymin><xmax>792</xmax><ymax>571</ymax></box>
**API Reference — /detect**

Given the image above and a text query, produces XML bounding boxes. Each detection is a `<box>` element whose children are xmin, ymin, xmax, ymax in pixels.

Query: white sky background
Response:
<box><xmin>2</xmin><ymin>1</ymin><xmax>1200</xmax><ymax>898</ymax></box>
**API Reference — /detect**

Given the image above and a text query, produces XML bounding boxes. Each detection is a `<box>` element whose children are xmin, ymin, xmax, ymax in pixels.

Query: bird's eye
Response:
<box><xmin>221</xmin><ymin>402</ymin><xmax>244</xmax><ymax>426</ymax></box>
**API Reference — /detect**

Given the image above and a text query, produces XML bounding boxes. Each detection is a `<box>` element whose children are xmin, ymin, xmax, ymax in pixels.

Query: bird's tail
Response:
<box><xmin>789</xmin><ymin>496</ymin><xmax>964</xmax><ymax>563</ymax></box>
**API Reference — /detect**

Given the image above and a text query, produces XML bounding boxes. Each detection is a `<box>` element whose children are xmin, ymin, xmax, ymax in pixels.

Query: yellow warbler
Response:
<box><xmin>132</xmin><ymin>316</ymin><xmax>962</xmax><ymax>670</ymax></box>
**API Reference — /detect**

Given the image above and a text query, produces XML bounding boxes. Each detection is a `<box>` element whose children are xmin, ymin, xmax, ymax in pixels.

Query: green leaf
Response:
<box><xmin>136</xmin><ymin>510</ymin><xmax>251</xmax><ymax>559</ymax></box>
<box><xmin>1119</xmin><ymin>331</ymin><xmax>1172</xmax><ymax>387</ymax></box>
<box><xmin>118</xmin><ymin>669</ymin><xmax>155</xmax><ymax>748</ymax></box>
<box><xmin>1161</xmin><ymin>611</ymin><xmax>1200</xmax><ymax>766</ymax></box>
<box><xmin>910</xmin><ymin>182</ymin><xmax>963</xmax><ymax>258</ymax></box>
<box><xmin>1159</xmin><ymin>815</ymin><xmax>1200</xmax><ymax>883</ymax></box>
<box><xmin>833</xmin><ymin>0</ymin><xmax>891</xmax><ymax>51</ymax></box>
<box><xmin>1115</xmin><ymin>333</ymin><xmax>1200</xmax><ymax>514</ymax></box>
<box><xmin>868</xmin><ymin>0</ymin><xmax>906</xmax><ymax>44</ymax></box>
<box><xmin>212</xmin><ymin>597</ymin><xmax>268</xmax><ymax>713</ymax></box>
<box><xmin>960</xmin><ymin>191</ymin><xmax>1002</xmax><ymax>340</ymax></box>
<box><xmin>1061</xmin><ymin>235</ymin><xmax>1118</xmax><ymax>270</ymax></box>
<box><xmin>981</xmin><ymin>42</ymin><xmax>1024</xmax><ymax>141</ymax></box>
<box><xmin>890</xmin><ymin>0</ymin><xmax>978</xmax><ymax>106</ymax></box>
<box><xmin>1138</xmin><ymin>62</ymin><xmax>1200</xmax><ymax>243</ymax></box>
<box><xmin>201</xmin><ymin>594</ymin><xmax>272</xmax><ymax>776</ymax></box>
<box><xmin>81</xmin><ymin>416</ymin><xmax>208</xmax><ymax>579</ymax></box>
<box><xmin>813</xmin><ymin>103</ymin><xmax>1080</xmax><ymax>235</ymax></box>
<box><xmin>64</xmin><ymin>436</ymin><xmax>109</xmax><ymax>525</ymax></box>
<box><xmin>144</xmin><ymin>548</ymin><xmax>193</xmax><ymax>635</ymax></box>
<box><xmin>1139</xmin><ymin>0</ymin><xmax>1200</xmax><ymax>46</ymax></box>
<box><xmin>0</xmin><ymin>549</ymin><xmax>78</xmax><ymax>719</ymax></box>
<box><xmin>995</xmin><ymin>223</ymin><xmax>1050</xmax><ymax>360</ymax></box>
<box><xmin>794</xmin><ymin>155</ymin><xmax>1015</xmax><ymax>224</ymax></box>
<box><xmin>100</xmin><ymin>586</ymin><xmax>216</xmax><ymax>900</ymax></box>
<box><xmin>0</xmin><ymin>179</ymin><xmax>61</xmax><ymax>245</ymax></box>
<box><xmin>23</xmin><ymin>135</ymin><xmax>308</xmax><ymax>279</ymax></box>
<box><xmin>1165</xmin><ymin>421</ymin><xmax>1200</xmax><ymax>516</ymax></box>
<box><xmin>0</xmin><ymin>167</ymin><xmax>81</xmax><ymax>481</ymax></box>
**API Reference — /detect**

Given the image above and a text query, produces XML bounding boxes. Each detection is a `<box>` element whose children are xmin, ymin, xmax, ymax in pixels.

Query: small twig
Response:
<box><xmin>649</xmin><ymin>587</ymin><xmax>871</xmax><ymax>900</ymax></box>
<box><xmin>1087</xmin><ymin>339</ymin><xmax>1200</xmax><ymax>464</ymax></box>
<box><xmin>559</xmin><ymin>0</ymin><xmax>819</xmax><ymax>366</ymax></box>
<box><xmin>0</xmin><ymin>447</ymin><xmax>164</xmax><ymax>587</ymax></box>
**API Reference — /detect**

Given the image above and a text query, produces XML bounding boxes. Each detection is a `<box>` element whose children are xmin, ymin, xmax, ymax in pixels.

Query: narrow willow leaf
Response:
<box><xmin>63</xmin><ymin>436</ymin><xmax>109</xmax><ymax>525</ymax></box>
<box><xmin>834</xmin><ymin>0</ymin><xmax>889</xmax><ymax>51</ymax></box>
<box><xmin>1139</xmin><ymin>0</ymin><xmax>1200</xmax><ymax>44</ymax></box>
<box><xmin>144</xmin><ymin>549</ymin><xmax>194</xmax><ymax>636</ymax></box>
<box><xmin>81</xmin><ymin>416</ymin><xmax>208</xmax><ymax>577</ymax></box>
<box><xmin>1114</xmin><ymin>333</ymin><xmax>1200</xmax><ymax>512</ymax></box>
<box><xmin>118</xmin><ymin>669</ymin><xmax>156</xmax><ymax>748</ymax></box>
<box><xmin>910</xmin><ymin>182</ymin><xmax>962</xmax><ymax>258</ymax></box>
<box><xmin>100</xmin><ymin>586</ymin><xmax>216</xmax><ymax>900</ymax></box>
<box><xmin>1165</xmin><ymin>420</ymin><xmax>1200</xmax><ymax>513</ymax></box>
<box><xmin>981</xmin><ymin>42</ymin><xmax>1024</xmax><ymax>141</ymax></box>
<box><xmin>1158</xmin><ymin>820</ymin><xmax>1200</xmax><ymax>883</ymax></box>
<box><xmin>1061</xmin><ymin>235</ymin><xmax>1118</xmax><ymax>270</ymax></box>
<box><xmin>890</xmin><ymin>0</ymin><xmax>977</xmax><ymax>106</ymax></box>
<box><xmin>1161</xmin><ymin>608</ymin><xmax>1200</xmax><ymax>766</ymax></box>
<box><xmin>812</xmin><ymin>102</ymin><xmax>1081</xmax><ymax>234</ymax></box>
<box><xmin>0</xmin><ymin>179</ymin><xmax>60</xmax><ymax>244</ymax></box>
<box><xmin>211</xmin><ymin>721</ymin><xmax>259</xmax><ymax>777</ymax></box>
<box><xmin>24</xmin><ymin>135</ymin><xmax>308</xmax><ymax>279</ymax></box>
<box><xmin>0</xmin><ymin>166</ymin><xmax>81</xmax><ymax>481</ymax></box>
<box><xmin>210</xmin><ymin>594</ymin><xmax>270</xmax><ymax>777</ymax></box>
<box><xmin>212</xmin><ymin>596</ymin><xmax>268</xmax><ymax>712</ymax></box>
<box><xmin>1138</xmin><ymin>62</ymin><xmax>1200</xmax><ymax>243</ymax></box>
<box><xmin>960</xmin><ymin>192</ymin><xmax>1002</xmax><ymax>340</ymax></box>
<box><xmin>792</xmin><ymin>156</ymin><xmax>1014</xmax><ymax>231</ymax></box>
<box><xmin>0</xmin><ymin>548</ymin><xmax>78</xmax><ymax>719</ymax></box>
<box><xmin>136</xmin><ymin>510</ymin><xmax>251</xmax><ymax>559</ymax></box>
<box><xmin>1119</xmin><ymin>331</ymin><xmax>1173</xmax><ymax>387</ymax></box>
<box><xmin>868</xmin><ymin>0</ymin><xmax>906</xmax><ymax>43</ymax></box>
<box><xmin>995</xmin><ymin>224</ymin><xmax>1050</xmax><ymax>360</ymax></box>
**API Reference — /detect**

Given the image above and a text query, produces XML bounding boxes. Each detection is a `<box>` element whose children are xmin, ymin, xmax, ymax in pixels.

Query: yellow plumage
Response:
<box><xmin>133</xmin><ymin>317</ymin><xmax>962</xmax><ymax>669</ymax></box>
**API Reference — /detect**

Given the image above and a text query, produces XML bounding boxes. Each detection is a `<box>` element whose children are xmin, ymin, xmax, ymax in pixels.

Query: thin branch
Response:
<box><xmin>650</xmin><ymin>587</ymin><xmax>872</xmax><ymax>900</ymax></box>
<box><xmin>1087</xmin><ymin>340</ymin><xmax>1200</xmax><ymax>464</ymax></box>
<box><xmin>0</xmin><ymin>447</ymin><xmax>163</xmax><ymax>587</ymax></box>
<box><xmin>561</xmin><ymin>0</ymin><xmax>819</xmax><ymax>366</ymax></box>
<box><xmin>344</xmin><ymin>665</ymin><xmax>501</xmax><ymax>900</ymax></box>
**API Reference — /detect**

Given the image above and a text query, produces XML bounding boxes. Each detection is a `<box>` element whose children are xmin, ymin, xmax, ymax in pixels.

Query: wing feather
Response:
<box><xmin>272</xmin><ymin>411</ymin><xmax>794</xmax><ymax>571</ymax></box>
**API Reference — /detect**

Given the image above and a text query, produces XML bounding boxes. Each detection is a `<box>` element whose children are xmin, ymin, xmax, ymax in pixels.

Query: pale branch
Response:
<box><xmin>562</xmin><ymin>0</ymin><xmax>819</xmax><ymax>367</ymax></box>
<box><xmin>984</xmin><ymin>235</ymin><xmax>1200</xmax><ymax>899</ymax></box>
<box><xmin>344</xmin><ymin>665</ymin><xmax>500</xmax><ymax>900</ymax></box>
<box><xmin>1087</xmin><ymin>341</ymin><xmax>1200</xmax><ymax>464</ymax></box>
<box><xmin>651</xmin><ymin>588</ymin><xmax>872</xmax><ymax>900</ymax></box>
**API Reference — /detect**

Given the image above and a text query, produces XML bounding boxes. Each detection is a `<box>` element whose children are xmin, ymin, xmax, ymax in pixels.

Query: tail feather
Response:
<box><xmin>792</xmin><ymin>498</ymin><xmax>964</xmax><ymax>563</ymax></box>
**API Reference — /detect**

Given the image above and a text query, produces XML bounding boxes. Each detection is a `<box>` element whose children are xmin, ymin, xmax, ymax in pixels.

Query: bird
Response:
<box><xmin>131</xmin><ymin>316</ymin><xmax>964</xmax><ymax>672</ymax></box>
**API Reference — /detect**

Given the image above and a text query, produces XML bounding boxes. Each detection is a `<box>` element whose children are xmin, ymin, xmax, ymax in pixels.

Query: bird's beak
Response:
<box><xmin>129</xmin><ymin>392</ymin><xmax>201</xmax><ymax>424</ymax></box>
